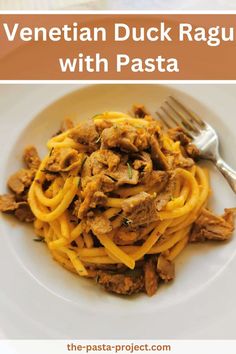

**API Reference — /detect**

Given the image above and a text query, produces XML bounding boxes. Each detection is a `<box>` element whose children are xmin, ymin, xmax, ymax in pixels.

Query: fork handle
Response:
<box><xmin>215</xmin><ymin>156</ymin><xmax>236</xmax><ymax>193</ymax></box>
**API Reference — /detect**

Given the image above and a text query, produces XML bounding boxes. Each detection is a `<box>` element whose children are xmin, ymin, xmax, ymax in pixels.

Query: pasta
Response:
<box><xmin>0</xmin><ymin>105</ymin><xmax>235</xmax><ymax>297</ymax></box>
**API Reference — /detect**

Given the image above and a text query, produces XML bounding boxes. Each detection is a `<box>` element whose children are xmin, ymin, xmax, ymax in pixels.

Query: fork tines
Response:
<box><xmin>156</xmin><ymin>96</ymin><xmax>205</xmax><ymax>138</ymax></box>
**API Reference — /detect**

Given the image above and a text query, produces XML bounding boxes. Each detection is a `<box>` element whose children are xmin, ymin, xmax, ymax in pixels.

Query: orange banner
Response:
<box><xmin>0</xmin><ymin>14</ymin><xmax>235</xmax><ymax>80</ymax></box>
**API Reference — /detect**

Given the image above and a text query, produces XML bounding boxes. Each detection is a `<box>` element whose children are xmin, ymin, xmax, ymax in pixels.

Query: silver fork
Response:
<box><xmin>157</xmin><ymin>96</ymin><xmax>236</xmax><ymax>194</ymax></box>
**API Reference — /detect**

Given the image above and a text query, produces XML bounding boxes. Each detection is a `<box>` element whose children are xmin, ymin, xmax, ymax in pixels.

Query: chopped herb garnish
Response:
<box><xmin>49</xmin><ymin>147</ymin><xmax>54</xmax><ymax>157</ymax></box>
<box><xmin>41</xmin><ymin>169</ymin><xmax>59</xmax><ymax>175</ymax></box>
<box><xmin>33</xmin><ymin>236</ymin><xmax>45</xmax><ymax>243</ymax></box>
<box><xmin>95</xmin><ymin>135</ymin><xmax>102</xmax><ymax>144</ymax></box>
<box><xmin>127</xmin><ymin>162</ymin><xmax>133</xmax><ymax>180</ymax></box>
<box><xmin>123</xmin><ymin>217</ymin><xmax>133</xmax><ymax>227</ymax></box>
<box><xmin>92</xmin><ymin>113</ymin><xmax>102</xmax><ymax>119</ymax></box>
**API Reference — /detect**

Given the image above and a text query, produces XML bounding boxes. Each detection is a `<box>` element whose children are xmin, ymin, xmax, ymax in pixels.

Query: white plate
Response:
<box><xmin>0</xmin><ymin>84</ymin><xmax>235</xmax><ymax>339</ymax></box>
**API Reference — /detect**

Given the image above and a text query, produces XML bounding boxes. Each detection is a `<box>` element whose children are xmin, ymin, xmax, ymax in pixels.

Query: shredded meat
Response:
<box><xmin>0</xmin><ymin>194</ymin><xmax>18</xmax><ymax>212</ymax></box>
<box><xmin>133</xmin><ymin>152</ymin><xmax>153</xmax><ymax>182</ymax></box>
<box><xmin>108</xmin><ymin>164</ymin><xmax>139</xmax><ymax>186</ymax></box>
<box><xmin>145</xmin><ymin>171</ymin><xmax>169</xmax><ymax>190</ymax></box>
<box><xmin>14</xmin><ymin>202</ymin><xmax>35</xmax><ymax>222</ymax></box>
<box><xmin>94</xmin><ymin>119</ymin><xmax>113</xmax><ymax>134</ymax></box>
<box><xmin>157</xmin><ymin>255</ymin><xmax>175</xmax><ymax>282</ymax></box>
<box><xmin>155</xmin><ymin>173</ymin><xmax>176</xmax><ymax>211</ymax></box>
<box><xmin>168</xmin><ymin>127</ymin><xmax>191</xmax><ymax>146</ymax></box>
<box><xmin>122</xmin><ymin>192</ymin><xmax>159</xmax><ymax>227</ymax></box>
<box><xmin>0</xmin><ymin>194</ymin><xmax>34</xmax><ymax>222</ymax></box>
<box><xmin>168</xmin><ymin>127</ymin><xmax>200</xmax><ymax>160</ymax></box>
<box><xmin>8</xmin><ymin>169</ymin><xmax>34</xmax><ymax>195</ymax></box>
<box><xmin>0</xmin><ymin>146</ymin><xmax>40</xmax><ymax>222</ymax></box>
<box><xmin>101</xmin><ymin>123</ymin><xmax>150</xmax><ymax>153</ymax></box>
<box><xmin>166</xmin><ymin>151</ymin><xmax>194</xmax><ymax>169</ymax></box>
<box><xmin>88</xmin><ymin>212</ymin><xmax>112</xmax><ymax>235</ymax></box>
<box><xmin>144</xmin><ymin>257</ymin><xmax>159</xmax><ymax>296</ymax></box>
<box><xmin>78</xmin><ymin>175</ymin><xmax>115</xmax><ymax>218</ymax></box>
<box><xmin>99</xmin><ymin>175</ymin><xmax>116</xmax><ymax>193</ymax></box>
<box><xmin>23</xmin><ymin>146</ymin><xmax>41</xmax><ymax>170</ymax></box>
<box><xmin>72</xmin><ymin>198</ymin><xmax>81</xmax><ymax>218</ymax></box>
<box><xmin>113</xmin><ymin>227</ymin><xmax>141</xmax><ymax>245</ymax></box>
<box><xmin>81</xmin><ymin>157</ymin><xmax>92</xmax><ymax>179</ymax></box>
<box><xmin>45</xmin><ymin>147</ymin><xmax>80</xmax><ymax>172</ymax></box>
<box><xmin>132</xmin><ymin>104</ymin><xmax>149</xmax><ymax>118</ymax></box>
<box><xmin>176</xmin><ymin>154</ymin><xmax>194</xmax><ymax>168</ymax></box>
<box><xmin>190</xmin><ymin>208</ymin><xmax>236</xmax><ymax>242</ymax></box>
<box><xmin>76</xmin><ymin>177</ymin><xmax>100</xmax><ymax>218</ymax></box>
<box><xmin>150</xmin><ymin>135</ymin><xmax>170</xmax><ymax>170</ymax></box>
<box><xmin>88</xmin><ymin>149</ymin><xmax>120</xmax><ymax>175</ymax></box>
<box><xmin>185</xmin><ymin>144</ymin><xmax>200</xmax><ymax>160</ymax></box>
<box><xmin>97</xmin><ymin>269</ymin><xmax>144</xmax><ymax>295</ymax></box>
<box><xmin>90</xmin><ymin>191</ymin><xmax>108</xmax><ymax>208</ymax></box>
<box><xmin>69</xmin><ymin>120</ymin><xmax>99</xmax><ymax>152</ymax></box>
<box><xmin>87</xmin><ymin>262</ymin><xmax>128</xmax><ymax>272</ymax></box>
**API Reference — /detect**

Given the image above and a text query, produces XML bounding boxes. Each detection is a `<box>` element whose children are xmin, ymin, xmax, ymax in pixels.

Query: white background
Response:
<box><xmin>0</xmin><ymin>0</ymin><xmax>235</xmax><ymax>10</ymax></box>
<box><xmin>0</xmin><ymin>0</ymin><xmax>235</xmax><ymax>345</ymax></box>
